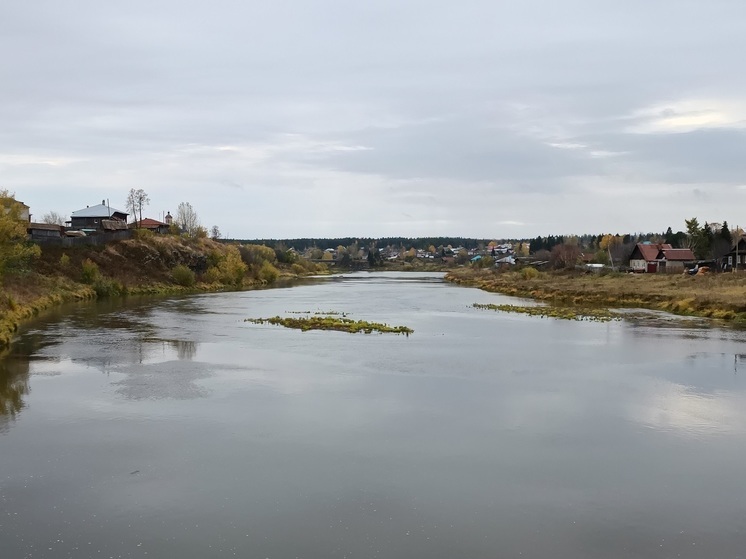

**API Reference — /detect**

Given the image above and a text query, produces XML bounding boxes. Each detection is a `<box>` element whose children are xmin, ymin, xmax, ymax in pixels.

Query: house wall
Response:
<box><xmin>70</xmin><ymin>217</ymin><xmax>103</xmax><ymax>230</ymax></box>
<box><xmin>664</xmin><ymin>261</ymin><xmax>685</xmax><ymax>273</ymax></box>
<box><xmin>630</xmin><ymin>259</ymin><xmax>647</xmax><ymax>271</ymax></box>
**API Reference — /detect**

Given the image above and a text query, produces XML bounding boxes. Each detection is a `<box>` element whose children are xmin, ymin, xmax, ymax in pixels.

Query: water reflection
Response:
<box><xmin>144</xmin><ymin>338</ymin><xmax>198</xmax><ymax>360</ymax></box>
<box><xmin>0</xmin><ymin>353</ymin><xmax>30</xmax><ymax>427</ymax></box>
<box><xmin>3</xmin><ymin>273</ymin><xmax>746</xmax><ymax>558</ymax></box>
<box><xmin>0</xmin><ymin>331</ymin><xmax>60</xmax><ymax>429</ymax></box>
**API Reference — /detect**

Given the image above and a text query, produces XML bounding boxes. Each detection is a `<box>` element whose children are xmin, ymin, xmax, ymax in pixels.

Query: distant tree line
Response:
<box><xmin>230</xmin><ymin>237</ymin><xmax>493</xmax><ymax>252</ymax></box>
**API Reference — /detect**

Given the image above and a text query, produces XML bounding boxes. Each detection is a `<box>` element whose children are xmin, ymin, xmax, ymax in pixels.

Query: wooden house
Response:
<box><xmin>629</xmin><ymin>243</ymin><xmax>695</xmax><ymax>273</ymax></box>
<box><xmin>69</xmin><ymin>201</ymin><xmax>128</xmax><ymax>234</ymax></box>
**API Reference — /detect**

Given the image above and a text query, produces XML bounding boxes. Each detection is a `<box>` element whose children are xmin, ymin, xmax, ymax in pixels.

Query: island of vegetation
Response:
<box><xmin>473</xmin><ymin>302</ymin><xmax>620</xmax><ymax>322</ymax></box>
<box><xmin>245</xmin><ymin>315</ymin><xmax>413</xmax><ymax>335</ymax></box>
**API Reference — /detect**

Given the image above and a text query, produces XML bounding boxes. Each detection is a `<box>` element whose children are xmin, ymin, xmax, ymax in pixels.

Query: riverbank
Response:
<box><xmin>0</xmin><ymin>234</ymin><xmax>327</xmax><ymax>349</ymax></box>
<box><xmin>445</xmin><ymin>268</ymin><xmax>746</xmax><ymax>322</ymax></box>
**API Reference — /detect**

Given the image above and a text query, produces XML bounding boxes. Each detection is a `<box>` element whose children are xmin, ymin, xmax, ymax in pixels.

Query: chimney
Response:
<box><xmin>102</xmin><ymin>199</ymin><xmax>105</xmax><ymax>205</ymax></box>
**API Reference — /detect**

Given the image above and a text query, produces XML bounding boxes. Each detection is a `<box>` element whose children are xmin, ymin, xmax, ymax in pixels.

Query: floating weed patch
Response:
<box><xmin>473</xmin><ymin>303</ymin><xmax>620</xmax><ymax>322</ymax></box>
<box><xmin>287</xmin><ymin>310</ymin><xmax>346</xmax><ymax>316</ymax></box>
<box><xmin>245</xmin><ymin>315</ymin><xmax>413</xmax><ymax>335</ymax></box>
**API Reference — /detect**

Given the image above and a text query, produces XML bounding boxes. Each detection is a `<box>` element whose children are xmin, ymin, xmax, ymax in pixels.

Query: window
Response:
<box><xmin>728</xmin><ymin>256</ymin><xmax>733</xmax><ymax>265</ymax></box>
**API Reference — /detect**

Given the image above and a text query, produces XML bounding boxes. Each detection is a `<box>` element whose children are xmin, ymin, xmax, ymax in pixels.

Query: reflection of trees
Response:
<box><xmin>0</xmin><ymin>353</ymin><xmax>31</xmax><ymax>430</ymax></box>
<box><xmin>171</xmin><ymin>340</ymin><xmax>197</xmax><ymax>360</ymax></box>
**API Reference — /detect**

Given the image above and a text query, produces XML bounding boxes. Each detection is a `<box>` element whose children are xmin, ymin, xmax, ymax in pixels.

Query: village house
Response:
<box><xmin>27</xmin><ymin>222</ymin><xmax>64</xmax><ymax>242</ymax></box>
<box><xmin>721</xmin><ymin>236</ymin><xmax>746</xmax><ymax>271</ymax></box>
<box><xmin>2</xmin><ymin>198</ymin><xmax>31</xmax><ymax>221</ymax></box>
<box><xmin>129</xmin><ymin>218</ymin><xmax>170</xmax><ymax>234</ymax></box>
<box><xmin>69</xmin><ymin>200</ymin><xmax>128</xmax><ymax>234</ymax></box>
<box><xmin>629</xmin><ymin>242</ymin><xmax>695</xmax><ymax>273</ymax></box>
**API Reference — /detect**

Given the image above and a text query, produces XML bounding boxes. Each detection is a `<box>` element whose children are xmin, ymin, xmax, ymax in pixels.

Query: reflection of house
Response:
<box><xmin>130</xmin><ymin>218</ymin><xmax>170</xmax><ymax>234</ymax></box>
<box><xmin>629</xmin><ymin>243</ymin><xmax>695</xmax><ymax>273</ymax></box>
<box><xmin>69</xmin><ymin>200</ymin><xmax>128</xmax><ymax>233</ymax></box>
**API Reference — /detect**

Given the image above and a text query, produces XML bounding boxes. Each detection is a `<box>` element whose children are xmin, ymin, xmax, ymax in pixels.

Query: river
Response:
<box><xmin>1</xmin><ymin>271</ymin><xmax>746</xmax><ymax>558</ymax></box>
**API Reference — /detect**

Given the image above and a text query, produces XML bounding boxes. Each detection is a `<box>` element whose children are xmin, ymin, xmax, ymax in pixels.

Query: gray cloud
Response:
<box><xmin>1</xmin><ymin>0</ymin><xmax>745</xmax><ymax>237</ymax></box>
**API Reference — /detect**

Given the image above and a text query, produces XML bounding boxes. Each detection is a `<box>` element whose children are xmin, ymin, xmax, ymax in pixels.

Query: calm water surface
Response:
<box><xmin>2</xmin><ymin>272</ymin><xmax>746</xmax><ymax>558</ymax></box>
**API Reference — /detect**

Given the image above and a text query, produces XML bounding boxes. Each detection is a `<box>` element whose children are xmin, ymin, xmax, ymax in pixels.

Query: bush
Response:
<box><xmin>80</xmin><ymin>259</ymin><xmax>100</xmax><ymax>284</ymax></box>
<box><xmin>93</xmin><ymin>278</ymin><xmax>125</xmax><ymax>298</ymax></box>
<box><xmin>172</xmin><ymin>264</ymin><xmax>196</xmax><ymax>287</ymax></box>
<box><xmin>216</xmin><ymin>247</ymin><xmax>248</xmax><ymax>286</ymax></box>
<box><xmin>521</xmin><ymin>266</ymin><xmax>539</xmax><ymax>280</ymax></box>
<box><xmin>59</xmin><ymin>253</ymin><xmax>70</xmax><ymax>268</ymax></box>
<box><xmin>132</xmin><ymin>228</ymin><xmax>155</xmax><ymax>241</ymax></box>
<box><xmin>238</xmin><ymin>244</ymin><xmax>277</xmax><ymax>267</ymax></box>
<box><xmin>291</xmin><ymin>263</ymin><xmax>306</xmax><ymax>275</ymax></box>
<box><xmin>204</xmin><ymin>266</ymin><xmax>221</xmax><ymax>284</ymax></box>
<box><xmin>258</xmin><ymin>261</ymin><xmax>279</xmax><ymax>283</ymax></box>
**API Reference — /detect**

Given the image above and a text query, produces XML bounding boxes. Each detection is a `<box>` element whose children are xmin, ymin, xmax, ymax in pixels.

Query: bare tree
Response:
<box><xmin>210</xmin><ymin>225</ymin><xmax>221</xmax><ymax>240</ymax></box>
<box><xmin>176</xmin><ymin>202</ymin><xmax>200</xmax><ymax>236</ymax></box>
<box><xmin>41</xmin><ymin>211</ymin><xmax>65</xmax><ymax>225</ymax></box>
<box><xmin>126</xmin><ymin>188</ymin><xmax>150</xmax><ymax>226</ymax></box>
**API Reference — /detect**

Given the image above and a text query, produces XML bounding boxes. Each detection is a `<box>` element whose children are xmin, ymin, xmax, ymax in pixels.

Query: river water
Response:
<box><xmin>1</xmin><ymin>272</ymin><xmax>746</xmax><ymax>558</ymax></box>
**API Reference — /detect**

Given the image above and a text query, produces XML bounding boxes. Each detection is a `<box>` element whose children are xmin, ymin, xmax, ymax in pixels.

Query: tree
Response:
<box><xmin>549</xmin><ymin>243</ymin><xmax>581</xmax><ymax>269</ymax></box>
<box><xmin>0</xmin><ymin>190</ymin><xmax>41</xmax><ymax>281</ymax></box>
<box><xmin>685</xmin><ymin>217</ymin><xmax>707</xmax><ymax>258</ymax></box>
<box><xmin>720</xmin><ymin>221</ymin><xmax>733</xmax><ymax>245</ymax></box>
<box><xmin>210</xmin><ymin>225</ymin><xmax>221</xmax><ymax>240</ymax></box>
<box><xmin>176</xmin><ymin>202</ymin><xmax>200</xmax><ymax>236</ymax></box>
<box><xmin>126</xmin><ymin>189</ymin><xmax>150</xmax><ymax>227</ymax></box>
<box><xmin>41</xmin><ymin>211</ymin><xmax>65</xmax><ymax>226</ymax></box>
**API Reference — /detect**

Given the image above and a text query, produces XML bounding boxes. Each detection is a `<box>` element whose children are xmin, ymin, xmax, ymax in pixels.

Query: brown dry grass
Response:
<box><xmin>446</xmin><ymin>268</ymin><xmax>746</xmax><ymax>322</ymax></box>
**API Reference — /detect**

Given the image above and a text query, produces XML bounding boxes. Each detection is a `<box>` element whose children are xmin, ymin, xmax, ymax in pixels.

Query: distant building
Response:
<box><xmin>129</xmin><ymin>218</ymin><xmax>170</xmax><ymax>234</ymax></box>
<box><xmin>69</xmin><ymin>200</ymin><xmax>128</xmax><ymax>233</ymax></box>
<box><xmin>721</xmin><ymin>236</ymin><xmax>746</xmax><ymax>271</ymax></box>
<box><xmin>629</xmin><ymin>243</ymin><xmax>695</xmax><ymax>273</ymax></box>
<box><xmin>27</xmin><ymin>222</ymin><xmax>63</xmax><ymax>241</ymax></box>
<box><xmin>2</xmin><ymin>199</ymin><xmax>30</xmax><ymax>221</ymax></box>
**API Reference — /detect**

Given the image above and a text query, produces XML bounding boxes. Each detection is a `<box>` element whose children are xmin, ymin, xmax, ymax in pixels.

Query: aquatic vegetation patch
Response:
<box><xmin>473</xmin><ymin>303</ymin><xmax>620</xmax><ymax>322</ymax></box>
<box><xmin>287</xmin><ymin>310</ymin><xmax>346</xmax><ymax>316</ymax></box>
<box><xmin>245</xmin><ymin>315</ymin><xmax>413</xmax><ymax>335</ymax></box>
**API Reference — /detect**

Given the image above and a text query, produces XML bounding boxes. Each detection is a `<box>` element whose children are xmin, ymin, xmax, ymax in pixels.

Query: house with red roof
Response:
<box><xmin>629</xmin><ymin>242</ymin><xmax>695</xmax><ymax>273</ymax></box>
<box><xmin>129</xmin><ymin>218</ymin><xmax>171</xmax><ymax>234</ymax></box>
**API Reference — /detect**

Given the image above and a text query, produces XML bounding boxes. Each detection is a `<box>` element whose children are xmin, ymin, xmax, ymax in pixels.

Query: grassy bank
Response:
<box><xmin>446</xmin><ymin>268</ymin><xmax>746</xmax><ymax>322</ymax></box>
<box><xmin>0</xmin><ymin>234</ymin><xmax>328</xmax><ymax>349</ymax></box>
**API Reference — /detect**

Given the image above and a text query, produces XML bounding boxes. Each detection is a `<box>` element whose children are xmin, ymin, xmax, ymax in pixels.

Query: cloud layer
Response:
<box><xmin>2</xmin><ymin>0</ymin><xmax>745</xmax><ymax>237</ymax></box>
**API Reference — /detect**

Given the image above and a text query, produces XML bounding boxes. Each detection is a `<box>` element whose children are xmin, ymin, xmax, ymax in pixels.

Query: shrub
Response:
<box><xmin>204</xmin><ymin>266</ymin><xmax>221</xmax><ymax>284</ymax></box>
<box><xmin>80</xmin><ymin>259</ymin><xmax>100</xmax><ymax>284</ymax></box>
<box><xmin>521</xmin><ymin>266</ymin><xmax>539</xmax><ymax>280</ymax></box>
<box><xmin>93</xmin><ymin>278</ymin><xmax>125</xmax><ymax>298</ymax></box>
<box><xmin>132</xmin><ymin>228</ymin><xmax>155</xmax><ymax>241</ymax></box>
<box><xmin>291</xmin><ymin>263</ymin><xmax>306</xmax><ymax>275</ymax></box>
<box><xmin>172</xmin><ymin>264</ymin><xmax>196</xmax><ymax>287</ymax></box>
<box><xmin>258</xmin><ymin>261</ymin><xmax>279</xmax><ymax>283</ymax></box>
<box><xmin>238</xmin><ymin>244</ymin><xmax>277</xmax><ymax>267</ymax></box>
<box><xmin>59</xmin><ymin>253</ymin><xmax>70</xmax><ymax>268</ymax></box>
<box><xmin>216</xmin><ymin>247</ymin><xmax>248</xmax><ymax>286</ymax></box>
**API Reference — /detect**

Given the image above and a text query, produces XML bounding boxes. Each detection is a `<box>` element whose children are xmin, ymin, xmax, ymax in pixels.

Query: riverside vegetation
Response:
<box><xmin>473</xmin><ymin>303</ymin><xmax>620</xmax><ymax>322</ymax></box>
<box><xmin>246</xmin><ymin>314</ymin><xmax>413</xmax><ymax>335</ymax></box>
<box><xmin>0</xmin><ymin>216</ymin><xmax>328</xmax><ymax>348</ymax></box>
<box><xmin>449</xmin><ymin>267</ymin><xmax>746</xmax><ymax>323</ymax></box>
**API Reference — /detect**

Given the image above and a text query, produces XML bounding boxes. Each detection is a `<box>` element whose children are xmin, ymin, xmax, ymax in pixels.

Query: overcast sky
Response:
<box><xmin>2</xmin><ymin>0</ymin><xmax>745</xmax><ymax>239</ymax></box>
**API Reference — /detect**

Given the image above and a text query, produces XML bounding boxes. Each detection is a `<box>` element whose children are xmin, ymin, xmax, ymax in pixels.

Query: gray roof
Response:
<box><xmin>70</xmin><ymin>203</ymin><xmax>128</xmax><ymax>218</ymax></box>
